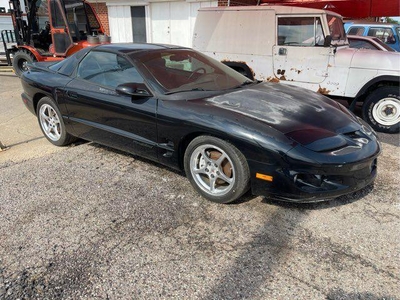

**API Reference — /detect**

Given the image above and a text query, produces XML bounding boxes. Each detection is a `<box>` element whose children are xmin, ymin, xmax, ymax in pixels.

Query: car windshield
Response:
<box><xmin>371</xmin><ymin>37</ymin><xmax>396</xmax><ymax>51</ymax></box>
<box><xmin>134</xmin><ymin>49</ymin><xmax>252</xmax><ymax>93</ymax></box>
<box><xmin>348</xmin><ymin>36</ymin><xmax>396</xmax><ymax>52</ymax></box>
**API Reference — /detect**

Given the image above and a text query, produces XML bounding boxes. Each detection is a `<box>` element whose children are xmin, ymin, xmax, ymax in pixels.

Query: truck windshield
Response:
<box><xmin>327</xmin><ymin>15</ymin><xmax>346</xmax><ymax>45</ymax></box>
<box><xmin>34</xmin><ymin>0</ymin><xmax>50</xmax><ymax>31</ymax></box>
<box><xmin>64</xmin><ymin>0</ymin><xmax>102</xmax><ymax>40</ymax></box>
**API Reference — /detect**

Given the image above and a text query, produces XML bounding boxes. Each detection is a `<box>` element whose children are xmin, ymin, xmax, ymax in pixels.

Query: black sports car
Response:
<box><xmin>21</xmin><ymin>43</ymin><xmax>380</xmax><ymax>203</ymax></box>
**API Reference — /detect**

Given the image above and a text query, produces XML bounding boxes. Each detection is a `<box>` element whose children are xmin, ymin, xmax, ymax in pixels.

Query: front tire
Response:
<box><xmin>37</xmin><ymin>97</ymin><xmax>76</xmax><ymax>146</ymax></box>
<box><xmin>362</xmin><ymin>86</ymin><xmax>400</xmax><ymax>133</ymax></box>
<box><xmin>12</xmin><ymin>50</ymin><xmax>36</xmax><ymax>77</ymax></box>
<box><xmin>184</xmin><ymin>136</ymin><xmax>250</xmax><ymax>204</ymax></box>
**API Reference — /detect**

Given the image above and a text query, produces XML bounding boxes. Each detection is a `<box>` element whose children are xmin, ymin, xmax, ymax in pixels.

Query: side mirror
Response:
<box><xmin>324</xmin><ymin>35</ymin><xmax>332</xmax><ymax>47</ymax></box>
<box><xmin>116</xmin><ymin>83</ymin><xmax>152</xmax><ymax>97</ymax></box>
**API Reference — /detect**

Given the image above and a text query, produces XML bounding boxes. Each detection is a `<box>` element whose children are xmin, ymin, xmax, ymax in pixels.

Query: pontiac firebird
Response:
<box><xmin>20</xmin><ymin>43</ymin><xmax>380</xmax><ymax>203</ymax></box>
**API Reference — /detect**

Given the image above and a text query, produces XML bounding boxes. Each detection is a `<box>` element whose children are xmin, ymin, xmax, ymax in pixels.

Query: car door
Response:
<box><xmin>273</xmin><ymin>16</ymin><xmax>331</xmax><ymax>84</ymax></box>
<box><xmin>63</xmin><ymin>50</ymin><xmax>158</xmax><ymax>160</ymax></box>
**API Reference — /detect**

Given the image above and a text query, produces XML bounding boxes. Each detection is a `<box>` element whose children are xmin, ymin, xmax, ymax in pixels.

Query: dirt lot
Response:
<box><xmin>0</xmin><ymin>73</ymin><xmax>399</xmax><ymax>299</ymax></box>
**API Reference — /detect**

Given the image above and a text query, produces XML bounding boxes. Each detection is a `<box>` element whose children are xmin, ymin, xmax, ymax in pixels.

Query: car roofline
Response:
<box><xmin>92</xmin><ymin>43</ymin><xmax>189</xmax><ymax>54</ymax></box>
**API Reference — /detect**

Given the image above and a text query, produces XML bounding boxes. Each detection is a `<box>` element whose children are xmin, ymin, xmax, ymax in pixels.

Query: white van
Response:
<box><xmin>193</xmin><ymin>6</ymin><xmax>400</xmax><ymax>133</ymax></box>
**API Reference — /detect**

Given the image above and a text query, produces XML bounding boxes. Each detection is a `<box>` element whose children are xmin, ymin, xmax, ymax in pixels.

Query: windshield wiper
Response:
<box><xmin>165</xmin><ymin>88</ymin><xmax>207</xmax><ymax>95</ymax></box>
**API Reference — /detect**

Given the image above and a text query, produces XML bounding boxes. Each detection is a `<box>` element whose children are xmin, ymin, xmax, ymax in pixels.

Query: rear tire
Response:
<box><xmin>12</xmin><ymin>50</ymin><xmax>36</xmax><ymax>77</ymax></box>
<box><xmin>37</xmin><ymin>97</ymin><xmax>76</xmax><ymax>146</ymax></box>
<box><xmin>362</xmin><ymin>86</ymin><xmax>400</xmax><ymax>133</ymax></box>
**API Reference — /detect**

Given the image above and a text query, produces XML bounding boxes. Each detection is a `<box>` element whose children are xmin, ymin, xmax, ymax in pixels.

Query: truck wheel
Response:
<box><xmin>223</xmin><ymin>62</ymin><xmax>254</xmax><ymax>80</ymax></box>
<box><xmin>362</xmin><ymin>86</ymin><xmax>400</xmax><ymax>133</ymax></box>
<box><xmin>12</xmin><ymin>50</ymin><xmax>36</xmax><ymax>77</ymax></box>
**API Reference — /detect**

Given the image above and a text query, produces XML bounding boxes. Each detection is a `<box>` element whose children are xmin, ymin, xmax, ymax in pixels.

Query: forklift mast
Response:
<box><xmin>8</xmin><ymin>0</ymin><xmax>35</xmax><ymax>46</ymax></box>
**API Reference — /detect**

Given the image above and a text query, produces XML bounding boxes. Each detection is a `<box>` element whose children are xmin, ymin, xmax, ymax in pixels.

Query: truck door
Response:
<box><xmin>49</xmin><ymin>0</ymin><xmax>73</xmax><ymax>55</ymax></box>
<box><xmin>273</xmin><ymin>16</ymin><xmax>330</xmax><ymax>84</ymax></box>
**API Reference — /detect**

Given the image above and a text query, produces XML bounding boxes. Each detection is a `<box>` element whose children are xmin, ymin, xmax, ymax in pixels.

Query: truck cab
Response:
<box><xmin>193</xmin><ymin>6</ymin><xmax>400</xmax><ymax>133</ymax></box>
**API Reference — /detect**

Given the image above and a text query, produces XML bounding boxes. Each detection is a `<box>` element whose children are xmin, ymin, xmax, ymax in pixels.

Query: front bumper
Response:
<box><xmin>249</xmin><ymin>156</ymin><xmax>378</xmax><ymax>202</ymax></box>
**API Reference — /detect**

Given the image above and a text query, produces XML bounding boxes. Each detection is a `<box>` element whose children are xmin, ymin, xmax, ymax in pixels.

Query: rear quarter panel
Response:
<box><xmin>22</xmin><ymin>68</ymin><xmax>73</xmax><ymax>116</ymax></box>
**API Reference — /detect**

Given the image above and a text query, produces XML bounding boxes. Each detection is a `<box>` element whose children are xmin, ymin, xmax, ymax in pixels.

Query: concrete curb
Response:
<box><xmin>0</xmin><ymin>66</ymin><xmax>14</xmax><ymax>73</ymax></box>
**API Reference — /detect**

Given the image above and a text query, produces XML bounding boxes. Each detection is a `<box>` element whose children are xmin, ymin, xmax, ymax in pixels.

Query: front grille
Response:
<box><xmin>291</xmin><ymin>158</ymin><xmax>377</xmax><ymax>193</ymax></box>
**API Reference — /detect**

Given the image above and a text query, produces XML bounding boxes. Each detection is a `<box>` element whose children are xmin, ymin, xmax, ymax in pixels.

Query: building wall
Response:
<box><xmin>0</xmin><ymin>0</ymin><xmax>10</xmax><ymax>12</ymax></box>
<box><xmin>149</xmin><ymin>1</ymin><xmax>217</xmax><ymax>46</ymax></box>
<box><xmin>89</xmin><ymin>0</ymin><xmax>259</xmax><ymax>46</ymax></box>
<box><xmin>0</xmin><ymin>0</ymin><xmax>26</xmax><ymax>32</ymax></box>
<box><xmin>102</xmin><ymin>0</ymin><xmax>217</xmax><ymax>46</ymax></box>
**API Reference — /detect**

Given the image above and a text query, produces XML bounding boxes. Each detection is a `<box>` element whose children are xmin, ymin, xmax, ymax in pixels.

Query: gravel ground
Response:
<box><xmin>0</xmin><ymin>74</ymin><xmax>399</xmax><ymax>299</ymax></box>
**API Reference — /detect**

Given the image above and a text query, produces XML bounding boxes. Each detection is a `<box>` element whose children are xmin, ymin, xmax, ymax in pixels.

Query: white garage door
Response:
<box><xmin>108</xmin><ymin>5</ymin><xmax>134</xmax><ymax>43</ymax></box>
<box><xmin>151</xmin><ymin>1</ymin><xmax>217</xmax><ymax>47</ymax></box>
<box><xmin>108</xmin><ymin>1</ymin><xmax>217</xmax><ymax>47</ymax></box>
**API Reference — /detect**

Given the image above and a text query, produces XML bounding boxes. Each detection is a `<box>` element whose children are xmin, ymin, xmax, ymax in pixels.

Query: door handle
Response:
<box><xmin>279</xmin><ymin>48</ymin><xmax>287</xmax><ymax>55</ymax></box>
<box><xmin>66</xmin><ymin>90</ymin><xmax>78</xmax><ymax>98</ymax></box>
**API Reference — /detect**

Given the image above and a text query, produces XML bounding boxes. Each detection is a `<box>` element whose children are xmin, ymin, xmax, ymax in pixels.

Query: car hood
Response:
<box><xmin>351</xmin><ymin>49</ymin><xmax>400</xmax><ymax>72</ymax></box>
<box><xmin>336</xmin><ymin>47</ymin><xmax>400</xmax><ymax>73</ymax></box>
<box><xmin>204</xmin><ymin>82</ymin><xmax>377</xmax><ymax>153</ymax></box>
<box><xmin>206</xmin><ymin>82</ymin><xmax>358</xmax><ymax>136</ymax></box>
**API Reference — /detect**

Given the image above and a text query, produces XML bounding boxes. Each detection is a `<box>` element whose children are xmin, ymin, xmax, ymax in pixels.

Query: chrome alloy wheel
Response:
<box><xmin>372</xmin><ymin>97</ymin><xmax>400</xmax><ymax>126</ymax></box>
<box><xmin>189</xmin><ymin>144</ymin><xmax>235</xmax><ymax>196</ymax></box>
<box><xmin>39</xmin><ymin>104</ymin><xmax>62</xmax><ymax>141</ymax></box>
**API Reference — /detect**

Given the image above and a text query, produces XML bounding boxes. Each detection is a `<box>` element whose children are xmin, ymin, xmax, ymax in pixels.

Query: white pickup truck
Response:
<box><xmin>193</xmin><ymin>6</ymin><xmax>400</xmax><ymax>133</ymax></box>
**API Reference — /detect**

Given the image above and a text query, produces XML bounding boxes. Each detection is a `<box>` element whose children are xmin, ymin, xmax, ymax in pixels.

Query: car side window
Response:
<box><xmin>278</xmin><ymin>17</ymin><xmax>325</xmax><ymax>46</ymax></box>
<box><xmin>77</xmin><ymin>51</ymin><xmax>144</xmax><ymax>88</ymax></box>
<box><xmin>367</xmin><ymin>27</ymin><xmax>395</xmax><ymax>44</ymax></box>
<box><xmin>348</xmin><ymin>26</ymin><xmax>365</xmax><ymax>36</ymax></box>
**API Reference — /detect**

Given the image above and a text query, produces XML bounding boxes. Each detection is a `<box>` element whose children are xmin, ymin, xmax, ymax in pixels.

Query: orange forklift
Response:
<box><xmin>3</xmin><ymin>0</ymin><xmax>109</xmax><ymax>76</ymax></box>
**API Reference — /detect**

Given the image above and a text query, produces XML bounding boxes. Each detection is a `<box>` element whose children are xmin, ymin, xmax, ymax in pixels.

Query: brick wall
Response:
<box><xmin>90</xmin><ymin>2</ymin><xmax>110</xmax><ymax>36</ymax></box>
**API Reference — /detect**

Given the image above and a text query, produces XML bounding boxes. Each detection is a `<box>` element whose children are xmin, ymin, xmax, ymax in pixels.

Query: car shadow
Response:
<box><xmin>90</xmin><ymin>141</ymin><xmax>382</xmax><ymax>298</ymax></box>
<box><xmin>89</xmin><ymin>142</ymin><xmax>184</xmax><ymax>177</ymax></box>
<box><xmin>89</xmin><ymin>142</ymin><xmax>374</xmax><ymax>210</ymax></box>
